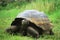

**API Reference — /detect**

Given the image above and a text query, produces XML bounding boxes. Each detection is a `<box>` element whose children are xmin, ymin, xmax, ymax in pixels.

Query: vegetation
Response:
<box><xmin>0</xmin><ymin>0</ymin><xmax>60</xmax><ymax>40</ymax></box>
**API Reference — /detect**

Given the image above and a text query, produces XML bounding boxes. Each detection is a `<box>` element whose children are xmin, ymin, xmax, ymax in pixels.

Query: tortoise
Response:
<box><xmin>6</xmin><ymin>10</ymin><xmax>54</xmax><ymax>38</ymax></box>
<box><xmin>17</xmin><ymin>10</ymin><xmax>54</xmax><ymax>33</ymax></box>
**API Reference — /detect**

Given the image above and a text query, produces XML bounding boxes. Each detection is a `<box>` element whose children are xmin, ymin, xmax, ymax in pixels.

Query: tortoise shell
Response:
<box><xmin>16</xmin><ymin>10</ymin><xmax>52</xmax><ymax>31</ymax></box>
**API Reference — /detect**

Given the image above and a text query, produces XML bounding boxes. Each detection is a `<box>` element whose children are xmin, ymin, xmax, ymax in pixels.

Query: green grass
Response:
<box><xmin>0</xmin><ymin>0</ymin><xmax>60</xmax><ymax>40</ymax></box>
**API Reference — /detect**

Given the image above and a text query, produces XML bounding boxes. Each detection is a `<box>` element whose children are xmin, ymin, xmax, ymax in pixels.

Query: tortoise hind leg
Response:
<box><xmin>49</xmin><ymin>29</ymin><xmax>54</xmax><ymax>35</ymax></box>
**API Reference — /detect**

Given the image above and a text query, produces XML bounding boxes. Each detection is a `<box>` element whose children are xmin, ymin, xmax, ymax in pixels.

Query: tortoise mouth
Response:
<box><xmin>6</xmin><ymin>28</ymin><xmax>18</xmax><ymax>35</ymax></box>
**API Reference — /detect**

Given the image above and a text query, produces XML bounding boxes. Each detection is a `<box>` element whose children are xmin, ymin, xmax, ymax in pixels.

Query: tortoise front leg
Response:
<box><xmin>27</xmin><ymin>27</ymin><xmax>40</xmax><ymax>38</ymax></box>
<box><xmin>20</xmin><ymin>19</ymin><xmax>29</xmax><ymax>36</ymax></box>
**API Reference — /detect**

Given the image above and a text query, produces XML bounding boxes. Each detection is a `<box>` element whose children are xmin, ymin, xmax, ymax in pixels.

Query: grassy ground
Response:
<box><xmin>0</xmin><ymin>0</ymin><xmax>60</xmax><ymax>40</ymax></box>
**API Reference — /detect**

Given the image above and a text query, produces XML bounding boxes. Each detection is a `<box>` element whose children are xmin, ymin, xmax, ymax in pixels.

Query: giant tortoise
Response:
<box><xmin>6</xmin><ymin>10</ymin><xmax>54</xmax><ymax>38</ymax></box>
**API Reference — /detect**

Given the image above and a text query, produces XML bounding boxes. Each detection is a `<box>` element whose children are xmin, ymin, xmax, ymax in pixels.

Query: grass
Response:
<box><xmin>0</xmin><ymin>0</ymin><xmax>60</xmax><ymax>40</ymax></box>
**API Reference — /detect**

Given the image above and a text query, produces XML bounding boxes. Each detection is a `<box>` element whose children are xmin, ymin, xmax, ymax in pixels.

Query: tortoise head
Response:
<box><xmin>6</xmin><ymin>26</ymin><xmax>18</xmax><ymax>34</ymax></box>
